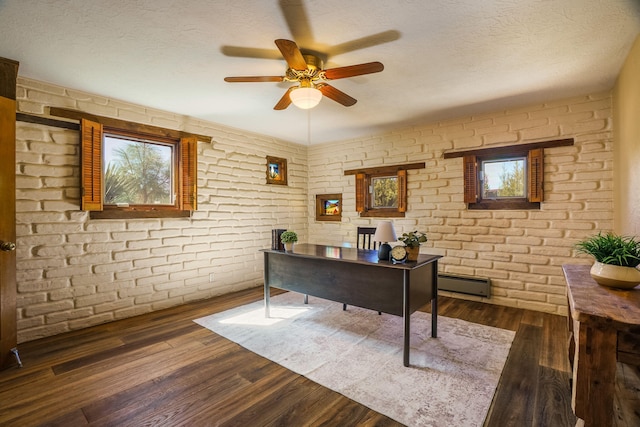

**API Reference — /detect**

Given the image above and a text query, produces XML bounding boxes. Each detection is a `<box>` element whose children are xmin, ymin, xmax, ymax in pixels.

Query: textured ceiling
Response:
<box><xmin>1</xmin><ymin>0</ymin><xmax>639</xmax><ymax>144</ymax></box>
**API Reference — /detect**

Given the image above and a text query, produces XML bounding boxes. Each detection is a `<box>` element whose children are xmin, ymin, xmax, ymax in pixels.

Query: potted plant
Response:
<box><xmin>280</xmin><ymin>230</ymin><xmax>298</xmax><ymax>252</ymax></box>
<box><xmin>575</xmin><ymin>232</ymin><xmax>640</xmax><ymax>289</ymax></box>
<box><xmin>398</xmin><ymin>231</ymin><xmax>428</xmax><ymax>261</ymax></box>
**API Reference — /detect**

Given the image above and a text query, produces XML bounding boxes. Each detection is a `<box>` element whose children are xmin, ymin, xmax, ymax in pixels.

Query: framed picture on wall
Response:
<box><xmin>315</xmin><ymin>193</ymin><xmax>342</xmax><ymax>221</ymax></box>
<box><xmin>266</xmin><ymin>156</ymin><xmax>288</xmax><ymax>185</ymax></box>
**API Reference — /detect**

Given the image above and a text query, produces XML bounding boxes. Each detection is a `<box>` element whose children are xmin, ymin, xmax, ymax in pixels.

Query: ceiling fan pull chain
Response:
<box><xmin>307</xmin><ymin>109</ymin><xmax>312</xmax><ymax>145</ymax></box>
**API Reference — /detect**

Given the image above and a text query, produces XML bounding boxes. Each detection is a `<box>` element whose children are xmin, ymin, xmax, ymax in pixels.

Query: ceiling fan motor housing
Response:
<box><xmin>285</xmin><ymin>54</ymin><xmax>323</xmax><ymax>83</ymax></box>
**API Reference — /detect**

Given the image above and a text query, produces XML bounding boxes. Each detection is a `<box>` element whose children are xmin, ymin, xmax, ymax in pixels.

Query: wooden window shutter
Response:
<box><xmin>180</xmin><ymin>136</ymin><xmax>197</xmax><ymax>211</ymax></box>
<box><xmin>80</xmin><ymin>118</ymin><xmax>103</xmax><ymax>211</ymax></box>
<box><xmin>397</xmin><ymin>169</ymin><xmax>407</xmax><ymax>212</ymax></box>
<box><xmin>355</xmin><ymin>173</ymin><xmax>366</xmax><ymax>213</ymax></box>
<box><xmin>528</xmin><ymin>148</ymin><xmax>544</xmax><ymax>203</ymax></box>
<box><xmin>463</xmin><ymin>155</ymin><xmax>478</xmax><ymax>203</ymax></box>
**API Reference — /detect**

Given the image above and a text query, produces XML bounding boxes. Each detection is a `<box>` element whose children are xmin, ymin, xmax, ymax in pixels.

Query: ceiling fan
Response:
<box><xmin>224</xmin><ymin>39</ymin><xmax>384</xmax><ymax>110</ymax></box>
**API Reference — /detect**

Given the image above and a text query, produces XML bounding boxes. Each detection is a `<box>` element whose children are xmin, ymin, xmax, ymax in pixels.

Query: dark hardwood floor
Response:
<box><xmin>0</xmin><ymin>287</ymin><xmax>578</xmax><ymax>426</ymax></box>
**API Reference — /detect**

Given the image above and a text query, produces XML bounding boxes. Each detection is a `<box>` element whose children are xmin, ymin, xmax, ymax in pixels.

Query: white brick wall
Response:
<box><xmin>14</xmin><ymin>77</ymin><xmax>613</xmax><ymax>341</ymax></box>
<box><xmin>15</xmin><ymin>78</ymin><xmax>308</xmax><ymax>342</ymax></box>
<box><xmin>308</xmin><ymin>93</ymin><xmax>613</xmax><ymax>315</ymax></box>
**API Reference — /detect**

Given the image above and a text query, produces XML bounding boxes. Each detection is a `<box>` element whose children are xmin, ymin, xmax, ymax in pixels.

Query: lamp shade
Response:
<box><xmin>289</xmin><ymin>87</ymin><xmax>322</xmax><ymax>109</ymax></box>
<box><xmin>373</xmin><ymin>221</ymin><xmax>397</xmax><ymax>243</ymax></box>
<box><xmin>373</xmin><ymin>221</ymin><xmax>396</xmax><ymax>261</ymax></box>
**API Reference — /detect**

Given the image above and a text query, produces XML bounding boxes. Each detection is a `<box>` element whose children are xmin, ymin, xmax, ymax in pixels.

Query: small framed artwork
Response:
<box><xmin>266</xmin><ymin>156</ymin><xmax>288</xmax><ymax>185</ymax></box>
<box><xmin>316</xmin><ymin>193</ymin><xmax>342</xmax><ymax>221</ymax></box>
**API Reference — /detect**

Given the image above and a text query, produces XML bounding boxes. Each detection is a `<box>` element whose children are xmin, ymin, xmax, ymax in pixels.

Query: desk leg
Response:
<box><xmin>403</xmin><ymin>270</ymin><xmax>410</xmax><ymax>367</ymax></box>
<box><xmin>431</xmin><ymin>261</ymin><xmax>438</xmax><ymax>338</ymax></box>
<box><xmin>572</xmin><ymin>323</ymin><xmax>616</xmax><ymax>427</ymax></box>
<box><xmin>264</xmin><ymin>254</ymin><xmax>270</xmax><ymax>318</ymax></box>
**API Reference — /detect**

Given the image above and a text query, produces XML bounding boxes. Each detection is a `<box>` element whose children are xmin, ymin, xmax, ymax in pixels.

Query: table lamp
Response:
<box><xmin>373</xmin><ymin>221</ymin><xmax>397</xmax><ymax>260</ymax></box>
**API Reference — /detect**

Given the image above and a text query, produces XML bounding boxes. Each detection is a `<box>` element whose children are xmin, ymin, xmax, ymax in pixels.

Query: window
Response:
<box><xmin>371</xmin><ymin>176</ymin><xmax>398</xmax><ymax>208</ymax></box>
<box><xmin>357</xmin><ymin>170</ymin><xmax>406</xmax><ymax>217</ymax></box>
<box><xmin>463</xmin><ymin>149</ymin><xmax>542</xmax><ymax>209</ymax></box>
<box><xmin>81</xmin><ymin>119</ymin><xmax>197</xmax><ymax>219</ymax></box>
<box><xmin>480</xmin><ymin>156</ymin><xmax>526</xmax><ymax>199</ymax></box>
<box><xmin>104</xmin><ymin>134</ymin><xmax>174</xmax><ymax>205</ymax></box>
<box><xmin>345</xmin><ymin>162</ymin><xmax>425</xmax><ymax>217</ymax></box>
<box><xmin>445</xmin><ymin>138</ymin><xmax>576</xmax><ymax>210</ymax></box>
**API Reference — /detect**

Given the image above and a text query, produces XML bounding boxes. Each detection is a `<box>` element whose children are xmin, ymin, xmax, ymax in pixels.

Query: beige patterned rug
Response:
<box><xmin>194</xmin><ymin>292</ymin><xmax>514</xmax><ymax>426</ymax></box>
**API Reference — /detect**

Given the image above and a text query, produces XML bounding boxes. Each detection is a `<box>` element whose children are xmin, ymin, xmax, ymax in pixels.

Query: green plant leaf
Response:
<box><xmin>575</xmin><ymin>232</ymin><xmax>640</xmax><ymax>267</ymax></box>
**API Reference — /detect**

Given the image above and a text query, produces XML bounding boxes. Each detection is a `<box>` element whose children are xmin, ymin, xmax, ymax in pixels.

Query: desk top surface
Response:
<box><xmin>262</xmin><ymin>243</ymin><xmax>441</xmax><ymax>270</ymax></box>
<box><xmin>563</xmin><ymin>264</ymin><xmax>640</xmax><ymax>328</ymax></box>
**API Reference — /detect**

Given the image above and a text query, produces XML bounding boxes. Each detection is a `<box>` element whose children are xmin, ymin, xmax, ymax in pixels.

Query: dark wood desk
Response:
<box><xmin>563</xmin><ymin>264</ymin><xmax>640</xmax><ymax>427</ymax></box>
<box><xmin>262</xmin><ymin>244</ymin><xmax>441</xmax><ymax>367</ymax></box>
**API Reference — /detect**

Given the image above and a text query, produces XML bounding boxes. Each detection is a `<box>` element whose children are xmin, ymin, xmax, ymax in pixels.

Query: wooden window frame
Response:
<box><xmin>80</xmin><ymin>118</ymin><xmax>197</xmax><ymax>219</ymax></box>
<box><xmin>463</xmin><ymin>150</ymin><xmax>541</xmax><ymax>210</ymax></box>
<box><xmin>444</xmin><ymin>139</ymin><xmax>574</xmax><ymax>210</ymax></box>
<box><xmin>345</xmin><ymin>163</ymin><xmax>424</xmax><ymax>218</ymax></box>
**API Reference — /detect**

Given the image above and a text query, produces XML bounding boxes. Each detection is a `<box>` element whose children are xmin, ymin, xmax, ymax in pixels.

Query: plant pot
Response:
<box><xmin>406</xmin><ymin>246</ymin><xmax>420</xmax><ymax>262</ymax></box>
<box><xmin>590</xmin><ymin>261</ymin><xmax>640</xmax><ymax>289</ymax></box>
<box><xmin>284</xmin><ymin>243</ymin><xmax>294</xmax><ymax>252</ymax></box>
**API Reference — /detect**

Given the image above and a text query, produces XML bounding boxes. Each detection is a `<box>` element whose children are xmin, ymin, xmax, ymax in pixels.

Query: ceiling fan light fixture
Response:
<box><xmin>289</xmin><ymin>86</ymin><xmax>322</xmax><ymax>109</ymax></box>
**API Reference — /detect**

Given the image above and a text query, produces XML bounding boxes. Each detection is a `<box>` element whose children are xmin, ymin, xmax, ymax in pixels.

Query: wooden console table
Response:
<box><xmin>563</xmin><ymin>264</ymin><xmax>640</xmax><ymax>427</ymax></box>
<box><xmin>262</xmin><ymin>244</ymin><xmax>441</xmax><ymax>367</ymax></box>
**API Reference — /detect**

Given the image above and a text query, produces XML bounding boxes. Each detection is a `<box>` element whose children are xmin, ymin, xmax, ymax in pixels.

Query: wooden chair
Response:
<box><xmin>343</xmin><ymin>227</ymin><xmax>381</xmax><ymax>314</ymax></box>
<box><xmin>357</xmin><ymin>227</ymin><xmax>378</xmax><ymax>250</ymax></box>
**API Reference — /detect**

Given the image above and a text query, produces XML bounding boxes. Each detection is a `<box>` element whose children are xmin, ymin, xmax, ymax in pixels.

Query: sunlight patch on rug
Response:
<box><xmin>194</xmin><ymin>292</ymin><xmax>515</xmax><ymax>427</ymax></box>
<box><xmin>219</xmin><ymin>305</ymin><xmax>312</xmax><ymax>326</ymax></box>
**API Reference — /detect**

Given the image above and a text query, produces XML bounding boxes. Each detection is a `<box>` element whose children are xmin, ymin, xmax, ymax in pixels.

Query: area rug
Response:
<box><xmin>194</xmin><ymin>292</ymin><xmax>515</xmax><ymax>426</ymax></box>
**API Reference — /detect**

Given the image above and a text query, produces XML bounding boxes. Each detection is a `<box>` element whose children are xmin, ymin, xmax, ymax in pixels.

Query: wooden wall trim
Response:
<box><xmin>443</xmin><ymin>138</ymin><xmax>574</xmax><ymax>159</ymax></box>
<box><xmin>344</xmin><ymin>162</ymin><xmax>425</xmax><ymax>176</ymax></box>
<box><xmin>0</xmin><ymin>57</ymin><xmax>19</xmax><ymax>101</ymax></box>
<box><xmin>16</xmin><ymin>113</ymin><xmax>80</xmax><ymax>130</ymax></box>
<box><xmin>49</xmin><ymin>107</ymin><xmax>212</xmax><ymax>143</ymax></box>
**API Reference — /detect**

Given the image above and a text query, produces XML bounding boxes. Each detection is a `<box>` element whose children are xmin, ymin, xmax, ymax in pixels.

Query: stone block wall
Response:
<box><xmin>13</xmin><ymin>77</ymin><xmax>614</xmax><ymax>341</ymax></box>
<box><xmin>308</xmin><ymin>93</ymin><xmax>613</xmax><ymax>315</ymax></box>
<box><xmin>15</xmin><ymin>77</ymin><xmax>308</xmax><ymax>342</ymax></box>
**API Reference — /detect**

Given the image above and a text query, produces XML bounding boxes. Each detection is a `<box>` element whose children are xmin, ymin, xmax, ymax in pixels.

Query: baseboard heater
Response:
<box><xmin>437</xmin><ymin>273</ymin><xmax>491</xmax><ymax>298</ymax></box>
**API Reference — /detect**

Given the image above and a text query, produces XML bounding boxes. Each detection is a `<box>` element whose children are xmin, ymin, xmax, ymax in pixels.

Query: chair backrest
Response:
<box><xmin>357</xmin><ymin>227</ymin><xmax>378</xmax><ymax>250</ymax></box>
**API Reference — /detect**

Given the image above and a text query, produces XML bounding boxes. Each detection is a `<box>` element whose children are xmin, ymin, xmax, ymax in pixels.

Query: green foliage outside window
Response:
<box><xmin>498</xmin><ymin>161</ymin><xmax>524</xmax><ymax>197</ymax></box>
<box><xmin>104</xmin><ymin>137</ymin><xmax>172</xmax><ymax>205</ymax></box>
<box><xmin>482</xmin><ymin>158</ymin><xmax>525</xmax><ymax>198</ymax></box>
<box><xmin>372</xmin><ymin>176</ymin><xmax>398</xmax><ymax>208</ymax></box>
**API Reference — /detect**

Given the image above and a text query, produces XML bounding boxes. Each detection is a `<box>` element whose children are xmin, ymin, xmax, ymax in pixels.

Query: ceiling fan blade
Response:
<box><xmin>220</xmin><ymin>45</ymin><xmax>283</xmax><ymax>60</ymax></box>
<box><xmin>317</xmin><ymin>84</ymin><xmax>357</xmax><ymax>107</ymax></box>
<box><xmin>278</xmin><ymin>0</ymin><xmax>314</xmax><ymax>47</ymax></box>
<box><xmin>323</xmin><ymin>62</ymin><xmax>384</xmax><ymax>80</ymax></box>
<box><xmin>274</xmin><ymin>88</ymin><xmax>294</xmax><ymax>110</ymax></box>
<box><xmin>275</xmin><ymin>39</ymin><xmax>308</xmax><ymax>71</ymax></box>
<box><xmin>224</xmin><ymin>76</ymin><xmax>284</xmax><ymax>83</ymax></box>
<box><xmin>329</xmin><ymin>30</ymin><xmax>401</xmax><ymax>56</ymax></box>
